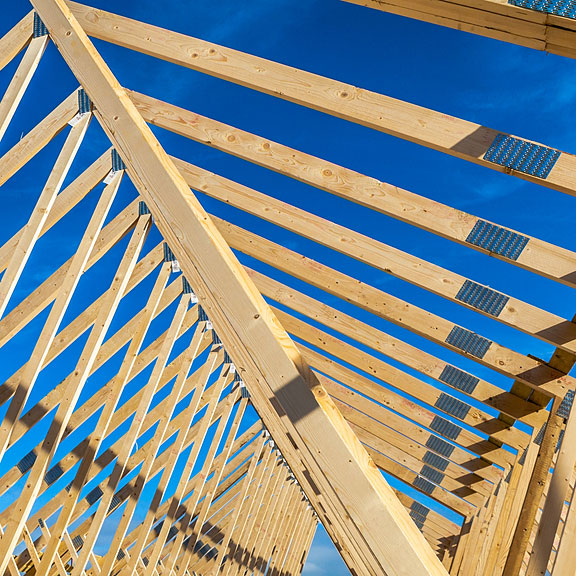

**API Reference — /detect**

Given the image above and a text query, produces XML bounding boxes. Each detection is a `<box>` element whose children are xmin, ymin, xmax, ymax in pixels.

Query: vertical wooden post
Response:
<box><xmin>503</xmin><ymin>399</ymin><xmax>563</xmax><ymax>576</ymax></box>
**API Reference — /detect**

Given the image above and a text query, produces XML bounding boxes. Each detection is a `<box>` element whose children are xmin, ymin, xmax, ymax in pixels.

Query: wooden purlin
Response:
<box><xmin>170</xmin><ymin>154</ymin><xmax>576</xmax><ymax>356</ymax></box>
<box><xmin>247</xmin><ymin>268</ymin><xmax>541</xmax><ymax>424</ymax></box>
<box><xmin>341</xmin><ymin>0</ymin><xmax>576</xmax><ymax>59</ymax></box>
<box><xmin>246</xmin><ymin>267</ymin><xmax>540</xmax><ymax>427</ymax></box>
<box><xmin>27</xmin><ymin>2</ymin><xmax>451</xmax><ymax>576</ymax></box>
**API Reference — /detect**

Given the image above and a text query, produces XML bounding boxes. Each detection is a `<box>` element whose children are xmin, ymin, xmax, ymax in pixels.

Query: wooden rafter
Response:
<box><xmin>17</xmin><ymin>1</ymin><xmax>450</xmax><ymax>575</ymax></box>
<box><xmin>0</xmin><ymin>1</ymin><xmax>574</xmax><ymax>574</ymax></box>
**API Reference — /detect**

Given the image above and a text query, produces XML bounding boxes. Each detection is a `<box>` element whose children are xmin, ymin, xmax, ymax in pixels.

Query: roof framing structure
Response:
<box><xmin>0</xmin><ymin>0</ymin><xmax>574</xmax><ymax>575</ymax></box>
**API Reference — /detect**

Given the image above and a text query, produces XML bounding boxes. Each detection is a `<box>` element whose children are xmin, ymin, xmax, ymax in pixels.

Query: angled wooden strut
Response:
<box><xmin>67</xmin><ymin>2</ymin><xmax>576</xmax><ymax>198</ymax></box>
<box><xmin>0</xmin><ymin>11</ymin><xmax>34</xmax><ymax>73</ymax></box>
<box><xmin>25</xmin><ymin>1</ymin><xmax>449</xmax><ymax>576</ymax></box>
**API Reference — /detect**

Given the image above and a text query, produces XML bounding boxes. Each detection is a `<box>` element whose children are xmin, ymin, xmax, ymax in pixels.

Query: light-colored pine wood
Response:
<box><xmin>88</xmin><ymin>327</ymin><xmax>218</xmax><ymax>576</ymax></box>
<box><xmin>0</xmin><ymin>35</ymin><xmax>48</xmax><ymax>141</ymax></box>
<box><xmin>0</xmin><ymin>172</ymin><xmax>122</xmax><ymax>461</ymax></box>
<box><xmin>173</xmin><ymin>156</ymin><xmax>576</xmax><ymax>355</ymax></box>
<box><xmin>248</xmin><ymin>266</ymin><xmax>541</xmax><ymax>426</ymax></box>
<box><xmin>0</xmin><ymin>198</ymin><xmax>138</xmax><ymax>351</ymax></box>
<box><xmin>282</xmin><ymin>312</ymin><xmax>521</xmax><ymax>464</ymax></box>
<box><xmin>0</xmin><ymin>11</ymin><xmax>34</xmax><ymax>74</ymax></box>
<box><xmin>0</xmin><ymin>214</ymin><xmax>149</xmax><ymax>571</ymax></box>
<box><xmin>36</xmin><ymin>519</ymin><xmax>72</xmax><ymax>576</ymax></box>
<box><xmin>114</xmin><ymin>336</ymin><xmax>220</xmax><ymax>575</ymax></box>
<box><xmin>0</xmin><ymin>90</ymin><xmax>78</xmax><ymax>188</ymax></box>
<box><xmin>503</xmin><ymin>400</ymin><xmax>565</xmax><ymax>576</ymax></box>
<box><xmin>342</xmin><ymin>0</ymin><xmax>576</xmax><ymax>59</ymax></box>
<box><xmin>69</xmin><ymin>293</ymin><xmax>188</xmax><ymax>575</ymax></box>
<box><xmin>69</xmin><ymin>2</ymin><xmax>576</xmax><ymax>197</ymax></box>
<box><xmin>111</xmin><ymin>427</ymin><xmax>261</xmax><ymax>576</ymax></box>
<box><xmin>141</xmin><ymin>371</ymin><xmax>234</xmax><ymax>576</ymax></box>
<box><xmin>175</xmin><ymin>397</ymin><xmax>250</xmax><ymax>576</ymax></box>
<box><xmin>0</xmin><ymin>149</ymin><xmax>110</xmax><ymax>275</ymax></box>
<box><xmin>221</xmin><ymin>447</ymin><xmax>276</xmax><ymax>576</ymax></box>
<box><xmin>34</xmin><ymin>261</ymin><xmax>171</xmax><ymax>575</ymax></box>
<box><xmin>215</xmin><ymin>216</ymin><xmax>567</xmax><ymax>399</ymax></box>
<box><xmin>233</xmin><ymin>458</ymin><xmax>284</xmax><ymax>576</ymax></box>
<box><xmin>211</xmin><ymin>435</ymin><xmax>267</xmax><ymax>576</ymax></box>
<box><xmin>527</xmin><ymin>406</ymin><xmax>576</xmax><ymax>575</ymax></box>
<box><xmin>0</xmin><ymin>113</ymin><xmax>90</xmax><ymax>320</ymax></box>
<box><xmin>552</xmin><ymin>472</ymin><xmax>576</xmax><ymax>575</ymax></box>
<box><xmin>32</xmin><ymin>2</ymin><xmax>451</xmax><ymax>574</ymax></box>
<box><xmin>1</xmin><ymin>2</ymin><xmax>575</xmax><ymax>573</ymax></box>
<box><xmin>0</xmin><ymin>525</ymin><xmax>24</xmax><ymax>576</ymax></box>
<box><xmin>248</xmin><ymin>267</ymin><xmax>541</xmax><ymax>425</ymax></box>
<box><xmin>132</xmin><ymin>92</ymin><xmax>576</xmax><ymax>290</ymax></box>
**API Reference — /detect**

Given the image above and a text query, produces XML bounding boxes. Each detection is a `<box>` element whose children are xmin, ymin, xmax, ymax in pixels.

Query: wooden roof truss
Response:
<box><xmin>0</xmin><ymin>0</ymin><xmax>575</xmax><ymax>574</ymax></box>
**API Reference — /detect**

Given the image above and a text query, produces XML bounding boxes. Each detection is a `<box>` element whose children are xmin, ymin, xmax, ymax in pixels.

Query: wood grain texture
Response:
<box><xmin>29</xmin><ymin>2</ymin><xmax>450</xmax><ymax>575</ymax></box>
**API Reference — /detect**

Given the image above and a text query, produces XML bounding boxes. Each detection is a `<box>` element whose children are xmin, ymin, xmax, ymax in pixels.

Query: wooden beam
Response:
<box><xmin>0</xmin><ymin>197</ymin><xmax>137</xmax><ymax>351</ymax></box>
<box><xmin>133</xmin><ymin>92</ymin><xmax>576</xmax><ymax>291</ymax></box>
<box><xmin>306</xmin><ymin>354</ymin><xmax>506</xmax><ymax>484</ymax></box>
<box><xmin>69</xmin><ymin>2</ymin><xmax>576</xmax><ymax>197</ymax></box>
<box><xmin>341</xmin><ymin>0</ymin><xmax>576</xmax><ymax>58</ymax></box>
<box><xmin>7</xmin><ymin>318</ymin><xmax>211</xmax><ymax>570</ymax></box>
<box><xmin>326</xmin><ymin>385</ymin><xmax>493</xmax><ymax>499</ymax></box>
<box><xmin>234</xmin><ymin>459</ymin><xmax>285</xmax><ymax>576</ymax></box>
<box><xmin>0</xmin><ymin>149</ymin><xmax>110</xmax><ymax>276</ymax></box>
<box><xmin>0</xmin><ymin>173</ymin><xmax>122</xmax><ymax>460</ymax></box>
<box><xmin>205</xmin><ymin>433</ymin><xmax>267</xmax><ymax>576</ymax></box>
<box><xmin>33</xmin><ymin>262</ymin><xmax>171</xmax><ymax>575</ymax></box>
<box><xmin>551</xmin><ymin>470</ymin><xmax>576</xmax><ymax>575</ymax></box>
<box><xmin>32</xmin><ymin>2</ymin><xmax>450</xmax><ymax>575</ymax></box>
<box><xmin>175</xmin><ymin>397</ymin><xmax>250</xmax><ymax>575</ymax></box>
<box><xmin>3</xmin><ymin>252</ymin><xmax>172</xmax><ymax>452</ymax></box>
<box><xmin>483</xmin><ymin>427</ymin><xmax>544</xmax><ymax>575</ymax></box>
<box><xmin>0</xmin><ymin>214</ymin><xmax>149</xmax><ymax>570</ymax></box>
<box><xmin>214</xmin><ymin>216</ymin><xmax>566</xmax><ymax>399</ymax></box>
<box><xmin>221</xmin><ymin>447</ymin><xmax>277</xmax><ymax>576</ymax></box>
<box><xmin>247</xmin><ymin>266</ymin><xmax>541</xmax><ymax>426</ymax></box>
<box><xmin>138</xmin><ymin>369</ymin><xmax>232</xmax><ymax>576</ymax></box>
<box><xmin>173</xmin><ymin>155</ymin><xmax>576</xmax><ymax>355</ymax></box>
<box><xmin>0</xmin><ymin>89</ymin><xmax>78</xmax><ymax>188</ymax></box>
<box><xmin>0</xmin><ymin>35</ymin><xmax>48</xmax><ymax>142</ymax></box>
<box><xmin>276</xmin><ymin>307</ymin><xmax>526</xmax><ymax>457</ymax></box>
<box><xmin>527</xmin><ymin>403</ymin><xmax>576</xmax><ymax>575</ymax></box>
<box><xmin>0</xmin><ymin>11</ymin><xmax>34</xmax><ymax>74</ymax></box>
<box><xmin>0</xmin><ymin>113</ymin><xmax>90</xmax><ymax>320</ymax></box>
<box><xmin>70</xmin><ymin>294</ymin><xmax>189</xmax><ymax>575</ymax></box>
<box><xmin>117</xmin><ymin>341</ymin><xmax>223</xmax><ymax>576</ymax></box>
<box><xmin>503</xmin><ymin>400</ymin><xmax>565</xmax><ymax>576</ymax></box>
<box><xmin>109</xmin><ymin>427</ymin><xmax>261</xmax><ymax>575</ymax></box>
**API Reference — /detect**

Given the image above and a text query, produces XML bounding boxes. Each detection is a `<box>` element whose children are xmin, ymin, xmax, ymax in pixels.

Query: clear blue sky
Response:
<box><xmin>1</xmin><ymin>1</ymin><xmax>576</xmax><ymax>574</ymax></box>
